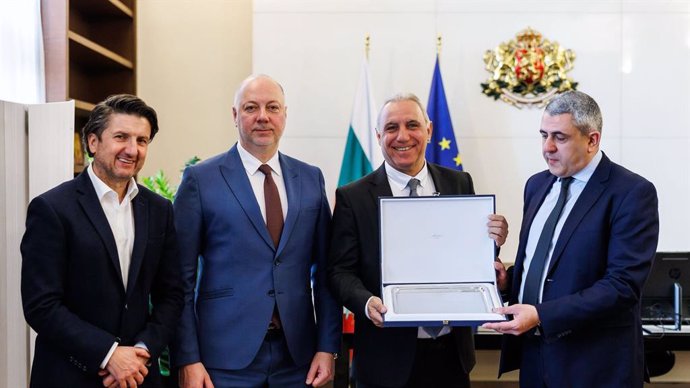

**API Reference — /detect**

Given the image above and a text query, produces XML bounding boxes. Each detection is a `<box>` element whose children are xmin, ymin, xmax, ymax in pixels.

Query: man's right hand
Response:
<box><xmin>179</xmin><ymin>362</ymin><xmax>214</xmax><ymax>388</ymax></box>
<box><xmin>366</xmin><ymin>296</ymin><xmax>388</xmax><ymax>328</ymax></box>
<box><xmin>104</xmin><ymin>346</ymin><xmax>149</xmax><ymax>388</ymax></box>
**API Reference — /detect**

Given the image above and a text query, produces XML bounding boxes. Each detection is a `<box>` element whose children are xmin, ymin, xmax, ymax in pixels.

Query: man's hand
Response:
<box><xmin>494</xmin><ymin>257</ymin><xmax>509</xmax><ymax>292</ymax></box>
<box><xmin>305</xmin><ymin>351</ymin><xmax>334</xmax><ymax>387</ymax></box>
<box><xmin>100</xmin><ymin>347</ymin><xmax>150</xmax><ymax>387</ymax></box>
<box><xmin>102</xmin><ymin>346</ymin><xmax>149</xmax><ymax>388</ymax></box>
<box><xmin>482</xmin><ymin>304</ymin><xmax>540</xmax><ymax>335</ymax></box>
<box><xmin>366</xmin><ymin>297</ymin><xmax>388</xmax><ymax>327</ymax></box>
<box><xmin>179</xmin><ymin>362</ymin><xmax>214</xmax><ymax>388</ymax></box>
<box><xmin>487</xmin><ymin>214</ymin><xmax>508</xmax><ymax>247</ymax></box>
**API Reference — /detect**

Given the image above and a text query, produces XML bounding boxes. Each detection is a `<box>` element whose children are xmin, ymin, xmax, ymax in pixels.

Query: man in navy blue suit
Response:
<box><xmin>21</xmin><ymin>94</ymin><xmax>184</xmax><ymax>388</ymax></box>
<box><xmin>172</xmin><ymin>75</ymin><xmax>341</xmax><ymax>387</ymax></box>
<box><xmin>484</xmin><ymin>91</ymin><xmax>659</xmax><ymax>388</ymax></box>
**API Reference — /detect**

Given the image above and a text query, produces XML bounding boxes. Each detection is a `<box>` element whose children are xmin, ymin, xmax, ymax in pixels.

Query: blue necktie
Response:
<box><xmin>522</xmin><ymin>177</ymin><xmax>573</xmax><ymax>305</ymax></box>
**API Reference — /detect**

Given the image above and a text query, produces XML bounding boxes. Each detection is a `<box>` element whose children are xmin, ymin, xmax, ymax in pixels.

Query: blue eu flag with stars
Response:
<box><xmin>425</xmin><ymin>55</ymin><xmax>463</xmax><ymax>171</ymax></box>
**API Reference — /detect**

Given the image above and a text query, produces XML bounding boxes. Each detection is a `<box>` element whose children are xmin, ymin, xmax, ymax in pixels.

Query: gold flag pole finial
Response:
<box><xmin>365</xmin><ymin>34</ymin><xmax>371</xmax><ymax>60</ymax></box>
<box><xmin>437</xmin><ymin>35</ymin><xmax>442</xmax><ymax>56</ymax></box>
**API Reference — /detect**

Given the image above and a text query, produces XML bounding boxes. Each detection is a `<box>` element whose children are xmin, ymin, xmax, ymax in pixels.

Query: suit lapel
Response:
<box><xmin>368</xmin><ymin>164</ymin><xmax>393</xmax><ymax>205</ymax></box>
<box><xmin>75</xmin><ymin>172</ymin><xmax>125</xmax><ymax>290</ymax></box>
<box><xmin>428</xmin><ymin>163</ymin><xmax>456</xmax><ymax>194</ymax></box>
<box><xmin>547</xmin><ymin>155</ymin><xmax>611</xmax><ymax>275</ymax></box>
<box><xmin>127</xmin><ymin>191</ymin><xmax>148</xmax><ymax>296</ymax></box>
<box><xmin>219</xmin><ymin>146</ymin><xmax>275</xmax><ymax>249</ymax></box>
<box><xmin>275</xmin><ymin>154</ymin><xmax>299</xmax><ymax>256</ymax></box>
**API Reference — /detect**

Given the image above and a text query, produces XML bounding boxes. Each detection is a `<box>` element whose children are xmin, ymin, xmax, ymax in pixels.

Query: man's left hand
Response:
<box><xmin>482</xmin><ymin>304</ymin><xmax>540</xmax><ymax>335</ymax></box>
<box><xmin>487</xmin><ymin>214</ymin><xmax>508</xmax><ymax>247</ymax></box>
<box><xmin>305</xmin><ymin>351</ymin><xmax>334</xmax><ymax>387</ymax></box>
<box><xmin>99</xmin><ymin>347</ymin><xmax>151</xmax><ymax>388</ymax></box>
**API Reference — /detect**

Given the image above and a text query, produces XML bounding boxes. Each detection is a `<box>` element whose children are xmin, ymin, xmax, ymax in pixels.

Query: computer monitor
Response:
<box><xmin>641</xmin><ymin>252</ymin><xmax>690</xmax><ymax>326</ymax></box>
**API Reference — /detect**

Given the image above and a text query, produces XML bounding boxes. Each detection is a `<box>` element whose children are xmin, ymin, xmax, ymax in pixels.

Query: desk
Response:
<box><xmin>334</xmin><ymin>326</ymin><xmax>690</xmax><ymax>388</ymax></box>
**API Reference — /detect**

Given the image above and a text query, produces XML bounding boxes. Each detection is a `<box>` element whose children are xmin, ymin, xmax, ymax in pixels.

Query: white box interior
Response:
<box><xmin>379</xmin><ymin>196</ymin><xmax>505</xmax><ymax>324</ymax></box>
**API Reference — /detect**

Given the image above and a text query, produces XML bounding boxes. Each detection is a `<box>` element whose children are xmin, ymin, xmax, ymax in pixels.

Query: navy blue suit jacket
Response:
<box><xmin>499</xmin><ymin>153</ymin><xmax>659</xmax><ymax>388</ymax></box>
<box><xmin>328</xmin><ymin>163</ymin><xmax>477</xmax><ymax>386</ymax></box>
<box><xmin>171</xmin><ymin>144</ymin><xmax>341</xmax><ymax>370</ymax></box>
<box><xmin>21</xmin><ymin>171</ymin><xmax>184</xmax><ymax>388</ymax></box>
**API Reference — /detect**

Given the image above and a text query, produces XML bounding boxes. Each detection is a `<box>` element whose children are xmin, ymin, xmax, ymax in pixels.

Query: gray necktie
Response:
<box><xmin>408</xmin><ymin>178</ymin><xmax>421</xmax><ymax>197</ymax></box>
<box><xmin>409</xmin><ymin>178</ymin><xmax>443</xmax><ymax>338</ymax></box>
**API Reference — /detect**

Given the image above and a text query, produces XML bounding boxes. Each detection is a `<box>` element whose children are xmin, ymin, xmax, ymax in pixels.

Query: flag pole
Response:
<box><xmin>365</xmin><ymin>34</ymin><xmax>370</xmax><ymax>60</ymax></box>
<box><xmin>437</xmin><ymin>34</ymin><xmax>442</xmax><ymax>57</ymax></box>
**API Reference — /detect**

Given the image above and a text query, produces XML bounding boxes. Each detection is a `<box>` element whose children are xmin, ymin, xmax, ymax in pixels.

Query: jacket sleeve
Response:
<box><xmin>170</xmin><ymin>166</ymin><xmax>204</xmax><ymax>367</ymax></box>
<box><xmin>311</xmin><ymin>170</ymin><xmax>342</xmax><ymax>353</ymax></box>
<box><xmin>327</xmin><ymin>188</ymin><xmax>375</xmax><ymax>318</ymax></box>
<box><xmin>21</xmin><ymin>196</ymin><xmax>115</xmax><ymax>374</ymax></box>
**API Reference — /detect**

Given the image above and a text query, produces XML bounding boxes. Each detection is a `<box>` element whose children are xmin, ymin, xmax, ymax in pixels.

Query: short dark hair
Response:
<box><xmin>81</xmin><ymin>94</ymin><xmax>159</xmax><ymax>157</ymax></box>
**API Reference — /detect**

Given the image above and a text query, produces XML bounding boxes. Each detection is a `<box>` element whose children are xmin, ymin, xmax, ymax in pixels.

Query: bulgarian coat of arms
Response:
<box><xmin>481</xmin><ymin>27</ymin><xmax>578</xmax><ymax>108</ymax></box>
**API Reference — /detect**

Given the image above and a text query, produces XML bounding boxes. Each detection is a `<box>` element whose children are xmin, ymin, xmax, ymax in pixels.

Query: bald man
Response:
<box><xmin>172</xmin><ymin>75</ymin><xmax>341</xmax><ymax>387</ymax></box>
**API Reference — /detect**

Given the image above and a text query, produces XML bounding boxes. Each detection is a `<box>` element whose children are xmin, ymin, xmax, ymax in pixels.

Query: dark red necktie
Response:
<box><xmin>258</xmin><ymin>164</ymin><xmax>283</xmax><ymax>248</ymax></box>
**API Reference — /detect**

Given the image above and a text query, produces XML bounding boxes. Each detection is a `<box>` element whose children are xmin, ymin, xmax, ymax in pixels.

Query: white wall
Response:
<box><xmin>137</xmin><ymin>0</ymin><xmax>252</xmax><ymax>187</ymax></box>
<box><xmin>254</xmin><ymin>0</ymin><xmax>690</xmax><ymax>263</ymax></box>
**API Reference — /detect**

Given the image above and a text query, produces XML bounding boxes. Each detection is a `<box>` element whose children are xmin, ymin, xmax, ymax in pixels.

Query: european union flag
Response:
<box><xmin>425</xmin><ymin>55</ymin><xmax>463</xmax><ymax>171</ymax></box>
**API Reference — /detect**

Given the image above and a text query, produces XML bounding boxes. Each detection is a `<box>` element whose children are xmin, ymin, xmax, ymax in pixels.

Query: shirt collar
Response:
<box><xmin>384</xmin><ymin>161</ymin><xmax>430</xmax><ymax>192</ymax></box>
<box><xmin>87</xmin><ymin>163</ymin><xmax>139</xmax><ymax>203</ymax></box>
<box><xmin>237</xmin><ymin>142</ymin><xmax>282</xmax><ymax>177</ymax></box>
<box><xmin>571</xmin><ymin>149</ymin><xmax>602</xmax><ymax>183</ymax></box>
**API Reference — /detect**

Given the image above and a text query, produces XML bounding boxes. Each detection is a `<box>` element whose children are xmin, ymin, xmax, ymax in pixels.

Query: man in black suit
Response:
<box><xmin>328</xmin><ymin>93</ymin><xmax>508</xmax><ymax>388</ymax></box>
<box><xmin>21</xmin><ymin>94</ymin><xmax>184</xmax><ymax>388</ymax></box>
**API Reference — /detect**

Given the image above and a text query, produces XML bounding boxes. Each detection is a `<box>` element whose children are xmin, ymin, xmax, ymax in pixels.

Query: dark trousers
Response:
<box><xmin>357</xmin><ymin>334</ymin><xmax>470</xmax><ymax>388</ymax></box>
<box><xmin>519</xmin><ymin>335</ymin><xmax>546</xmax><ymax>388</ymax></box>
<box><xmin>207</xmin><ymin>329</ymin><xmax>310</xmax><ymax>388</ymax></box>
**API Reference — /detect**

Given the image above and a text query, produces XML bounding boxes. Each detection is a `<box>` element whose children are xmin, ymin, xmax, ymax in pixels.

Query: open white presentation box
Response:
<box><xmin>379</xmin><ymin>195</ymin><xmax>506</xmax><ymax>327</ymax></box>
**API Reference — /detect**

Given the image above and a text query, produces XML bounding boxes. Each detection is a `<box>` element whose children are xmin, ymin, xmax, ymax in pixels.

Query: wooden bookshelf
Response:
<box><xmin>42</xmin><ymin>0</ymin><xmax>136</xmax><ymax>173</ymax></box>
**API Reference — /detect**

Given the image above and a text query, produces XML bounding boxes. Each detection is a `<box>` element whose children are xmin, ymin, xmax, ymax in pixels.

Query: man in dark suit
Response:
<box><xmin>328</xmin><ymin>93</ymin><xmax>508</xmax><ymax>388</ymax></box>
<box><xmin>21</xmin><ymin>94</ymin><xmax>184</xmax><ymax>388</ymax></box>
<box><xmin>172</xmin><ymin>74</ymin><xmax>341</xmax><ymax>388</ymax></box>
<box><xmin>484</xmin><ymin>91</ymin><xmax>659</xmax><ymax>388</ymax></box>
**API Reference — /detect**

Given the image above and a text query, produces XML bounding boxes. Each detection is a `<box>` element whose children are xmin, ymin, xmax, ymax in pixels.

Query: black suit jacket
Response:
<box><xmin>328</xmin><ymin>163</ymin><xmax>477</xmax><ymax>386</ymax></box>
<box><xmin>21</xmin><ymin>171</ymin><xmax>184</xmax><ymax>388</ymax></box>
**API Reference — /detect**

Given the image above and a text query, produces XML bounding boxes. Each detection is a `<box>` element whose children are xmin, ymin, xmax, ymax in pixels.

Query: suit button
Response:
<box><xmin>267</xmin><ymin>290</ymin><xmax>275</xmax><ymax>297</ymax></box>
<box><xmin>274</xmin><ymin>260</ymin><xmax>281</xmax><ymax>266</ymax></box>
<box><xmin>124</xmin><ymin>304</ymin><xmax>128</xmax><ymax>310</ymax></box>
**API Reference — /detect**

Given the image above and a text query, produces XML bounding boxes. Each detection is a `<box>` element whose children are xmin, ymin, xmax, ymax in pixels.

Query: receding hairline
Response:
<box><xmin>376</xmin><ymin>93</ymin><xmax>430</xmax><ymax>132</ymax></box>
<box><xmin>233</xmin><ymin>74</ymin><xmax>286</xmax><ymax>108</ymax></box>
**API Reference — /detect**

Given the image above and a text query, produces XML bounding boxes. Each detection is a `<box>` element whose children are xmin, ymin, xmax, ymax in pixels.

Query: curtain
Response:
<box><xmin>0</xmin><ymin>0</ymin><xmax>45</xmax><ymax>104</ymax></box>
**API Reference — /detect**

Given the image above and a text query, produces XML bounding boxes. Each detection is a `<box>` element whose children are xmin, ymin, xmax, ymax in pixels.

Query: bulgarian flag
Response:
<box><xmin>337</xmin><ymin>58</ymin><xmax>381</xmax><ymax>187</ymax></box>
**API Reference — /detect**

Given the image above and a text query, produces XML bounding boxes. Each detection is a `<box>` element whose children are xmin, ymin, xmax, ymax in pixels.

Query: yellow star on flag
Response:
<box><xmin>438</xmin><ymin>137</ymin><xmax>451</xmax><ymax>151</ymax></box>
<box><xmin>453</xmin><ymin>152</ymin><xmax>463</xmax><ymax>166</ymax></box>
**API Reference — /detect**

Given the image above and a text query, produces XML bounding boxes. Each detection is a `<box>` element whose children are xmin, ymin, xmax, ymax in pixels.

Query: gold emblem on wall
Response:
<box><xmin>481</xmin><ymin>27</ymin><xmax>577</xmax><ymax>108</ymax></box>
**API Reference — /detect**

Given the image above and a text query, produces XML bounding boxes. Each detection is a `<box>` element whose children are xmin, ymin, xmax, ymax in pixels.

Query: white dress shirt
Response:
<box><xmin>237</xmin><ymin>142</ymin><xmax>288</xmax><ymax>222</ymax></box>
<box><xmin>519</xmin><ymin>150</ymin><xmax>603</xmax><ymax>303</ymax></box>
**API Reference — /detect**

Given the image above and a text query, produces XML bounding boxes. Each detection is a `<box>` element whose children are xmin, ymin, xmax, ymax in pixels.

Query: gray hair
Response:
<box><xmin>233</xmin><ymin>74</ymin><xmax>286</xmax><ymax>108</ymax></box>
<box><xmin>545</xmin><ymin>90</ymin><xmax>603</xmax><ymax>135</ymax></box>
<box><xmin>376</xmin><ymin>93</ymin><xmax>430</xmax><ymax>132</ymax></box>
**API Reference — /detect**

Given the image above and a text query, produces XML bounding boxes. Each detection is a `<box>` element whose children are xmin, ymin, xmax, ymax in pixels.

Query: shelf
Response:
<box><xmin>74</xmin><ymin>99</ymin><xmax>95</xmax><ymax>113</ymax></box>
<box><xmin>70</xmin><ymin>0</ymin><xmax>133</xmax><ymax>18</ymax></box>
<box><xmin>68</xmin><ymin>31</ymin><xmax>133</xmax><ymax>69</ymax></box>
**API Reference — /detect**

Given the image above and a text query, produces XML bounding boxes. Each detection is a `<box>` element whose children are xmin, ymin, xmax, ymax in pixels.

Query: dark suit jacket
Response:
<box><xmin>171</xmin><ymin>144</ymin><xmax>341</xmax><ymax>370</ymax></box>
<box><xmin>328</xmin><ymin>163</ymin><xmax>477</xmax><ymax>387</ymax></box>
<box><xmin>499</xmin><ymin>153</ymin><xmax>659</xmax><ymax>388</ymax></box>
<box><xmin>21</xmin><ymin>171</ymin><xmax>184</xmax><ymax>388</ymax></box>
